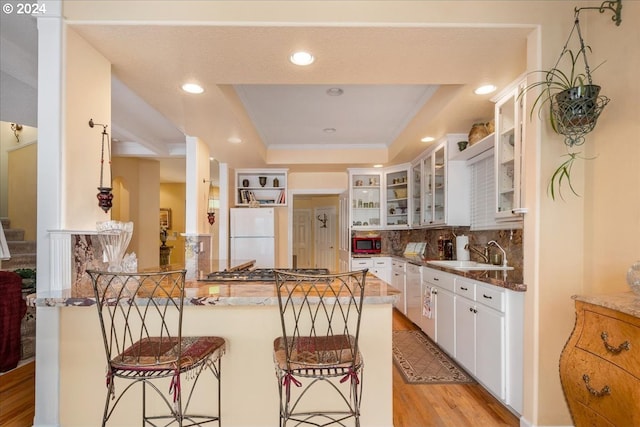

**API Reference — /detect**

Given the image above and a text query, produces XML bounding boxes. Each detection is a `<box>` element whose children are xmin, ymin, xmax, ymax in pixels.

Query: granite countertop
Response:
<box><xmin>573</xmin><ymin>291</ymin><xmax>640</xmax><ymax>318</ymax></box>
<box><xmin>31</xmin><ymin>274</ymin><xmax>400</xmax><ymax>307</ymax></box>
<box><xmin>353</xmin><ymin>253</ymin><xmax>526</xmax><ymax>292</ymax></box>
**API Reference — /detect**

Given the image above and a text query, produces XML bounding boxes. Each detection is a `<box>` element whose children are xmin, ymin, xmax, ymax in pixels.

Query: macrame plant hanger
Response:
<box><xmin>549</xmin><ymin>0</ymin><xmax>621</xmax><ymax>147</ymax></box>
<box><xmin>89</xmin><ymin>119</ymin><xmax>114</xmax><ymax>213</ymax></box>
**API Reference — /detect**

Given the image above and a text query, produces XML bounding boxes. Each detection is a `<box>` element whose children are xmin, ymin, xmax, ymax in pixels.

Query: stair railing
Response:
<box><xmin>0</xmin><ymin>220</ymin><xmax>11</xmax><ymax>261</ymax></box>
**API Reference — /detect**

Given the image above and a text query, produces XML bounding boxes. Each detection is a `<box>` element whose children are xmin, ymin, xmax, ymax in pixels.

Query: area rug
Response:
<box><xmin>392</xmin><ymin>330</ymin><xmax>475</xmax><ymax>384</ymax></box>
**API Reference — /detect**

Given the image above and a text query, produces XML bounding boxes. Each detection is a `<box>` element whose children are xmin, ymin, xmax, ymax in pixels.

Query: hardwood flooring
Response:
<box><xmin>392</xmin><ymin>309</ymin><xmax>520</xmax><ymax>427</ymax></box>
<box><xmin>0</xmin><ymin>312</ymin><xmax>519</xmax><ymax>427</ymax></box>
<box><xmin>0</xmin><ymin>360</ymin><xmax>35</xmax><ymax>427</ymax></box>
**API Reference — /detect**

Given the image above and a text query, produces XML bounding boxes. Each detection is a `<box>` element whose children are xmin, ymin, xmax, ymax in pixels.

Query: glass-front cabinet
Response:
<box><xmin>411</xmin><ymin>161</ymin><xmax>422</xmax><ymax>227</ymax></box>
<box><xmin>349</xmin><ymin>170</ymin><xmax>382</xmax><ymax>229</ymax></box>
<box><xmin>384</xmin><ymin>165</ymin><xmax>410</xmax><ymax>229</ymax></box>
<box><xmin>422</xmin><ymin>143</ymin><xmax>446</xmax><ymax>226</ymax></box>
<box><xmin>495</xmin><ymin>78</ymin><xmax>525</xmax><ymax>220</ymax></box>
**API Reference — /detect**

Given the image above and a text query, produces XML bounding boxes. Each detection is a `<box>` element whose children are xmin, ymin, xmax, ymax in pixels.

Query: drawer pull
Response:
<box><xmin>600</xmin><ymin>331</ymin><xmax>631</xmax><ymax>354</ymax></box>
<box><xmin>482</xmin><ymin>294</ymin><xmax>493</xmax><ymax>300</ymax></box>
<box><xmin>582</xmin><ymin>374</ymin><xmax>610</xmax><ymax>397</ymax></box>
<box><xmin>460</xmin><ymin>286</ymin><xmax>468</xmax><ymax>291</ymax></box>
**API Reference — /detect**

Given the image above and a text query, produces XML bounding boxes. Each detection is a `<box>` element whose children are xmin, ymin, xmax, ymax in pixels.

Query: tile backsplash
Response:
<box><xmin>380</xmin><ymin>227</ymin><xmax>523</xmax><ymax>270</ymax></box>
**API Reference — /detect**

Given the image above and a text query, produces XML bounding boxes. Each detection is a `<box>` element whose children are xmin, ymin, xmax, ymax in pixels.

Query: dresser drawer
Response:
<box><xmin>562</xmin><ymin>347</ymin><xmax>640</xmax><ymax>427</ymax></box>
<box><xmin>577</xmin><ymin>310</ymin><xmax>640</xmax><ymax>378</ymax></box>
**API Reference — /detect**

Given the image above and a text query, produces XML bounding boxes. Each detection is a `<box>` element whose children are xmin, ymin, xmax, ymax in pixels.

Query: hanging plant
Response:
<box><xmin>519</xmin><ymin>5</ymin><xmax>619</xmax><ymax>200</ymax></box>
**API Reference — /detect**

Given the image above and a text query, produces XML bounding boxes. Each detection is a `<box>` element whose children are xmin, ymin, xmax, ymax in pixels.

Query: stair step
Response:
<box><xmin>1</xmin><ymin>217</ymin><xmax>9</xmax><ymax>229</ymax></box>
<box><xmin>6</xmin><ymin>241</ymin><xmax>36</xmax><ymax>255</ymax></box>
<box><xmin>3</xmin><ymin>228</ymin><xmax>25</xmax><ymax>242</ymax></box>
<box><xmin>1</xmin><ymin>253</ymin><xmax>36</xmax><ymax>270</ymax></box>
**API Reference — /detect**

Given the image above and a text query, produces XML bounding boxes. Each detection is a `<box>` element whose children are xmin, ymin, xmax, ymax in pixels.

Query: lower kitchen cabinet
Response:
<box><xmin>391</xmin><ymin>259</ymin><xmax>407</xmax><ymax>314</ymax></box>
<box><xmin>405</xmin><ymin>263</ymin><xmax>422</xmax><ymax>326</ymax></box>
<box><xmin>371</xmin><ymin>257</ymin><xmax>391</xmax><ymax>283</ymax></box>
<box><xmin>422</xmin><ymin>267</ymin><xmax>456</xmax><ymax>355</ymax></box>
<box><xmin>423</xmin><ymin>267</ymin><xmax>524</xmax><ymax>415</ymax></box>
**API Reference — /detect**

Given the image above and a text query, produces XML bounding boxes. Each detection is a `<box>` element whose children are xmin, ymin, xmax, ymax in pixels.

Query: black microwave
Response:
<box><xmin>352</xmin><ymin>236</ymin><xmax>382</xmax><ymax>254</ymax></box>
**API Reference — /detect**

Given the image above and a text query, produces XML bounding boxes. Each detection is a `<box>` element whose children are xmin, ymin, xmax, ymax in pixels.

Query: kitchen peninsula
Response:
<box><xmin>33</xmin><ymin>265</ymin><xmax>399</xmax><ymax>427</ymax></box>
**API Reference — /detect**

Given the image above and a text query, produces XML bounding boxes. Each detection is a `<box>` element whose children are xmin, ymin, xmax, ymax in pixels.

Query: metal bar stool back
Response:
<box><xmin>273</xmin><ymin>269</ymin><xmax>368</xmax><ymax>427</ymax></box>
<box><xmin>88</xmin><ymin>269</ymin><xmax>225</xmax><ymax>427</ymax></box>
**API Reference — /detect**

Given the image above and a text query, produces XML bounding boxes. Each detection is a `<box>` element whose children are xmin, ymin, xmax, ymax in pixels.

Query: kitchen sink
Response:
<box><xmin>426</xmin><ymin>260</ymin><xmax>514</xmax><ymax>271</ymax></box>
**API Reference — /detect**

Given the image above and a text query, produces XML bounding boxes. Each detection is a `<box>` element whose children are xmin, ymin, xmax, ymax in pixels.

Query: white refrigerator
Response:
<box><xmin>230</xmin><ymin>207</ymin><xmax>276</xmax><ymax>268</ymax></box>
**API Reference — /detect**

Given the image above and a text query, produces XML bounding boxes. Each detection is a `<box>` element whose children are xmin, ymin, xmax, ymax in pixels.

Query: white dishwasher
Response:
<box><xmin>405</xmin><ymin>262</ymin><xmax>422</xmax><ymax>326</ymax></box>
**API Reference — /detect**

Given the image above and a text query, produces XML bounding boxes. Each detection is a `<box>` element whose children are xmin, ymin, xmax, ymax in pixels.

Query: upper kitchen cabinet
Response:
<box><xmin>410</xmin><ymin>160</ymin><xmax>422</xmax><ymax>227</ymax></box>
<box><xmin>384</xmin><ymin>164</ymin><xmax>411</xmax><ymax>229</ymax></box>
<box><xmin>235</xmin><ymin>168</ymin><xmax>288</xmax><ymax>206</ymax></box>
<box><xmin>349</xmin><ymin>169</ymin><xmax>383</xmax><ymax>230</ymax></box>
<box><xmin>420</xmin><ymin>134</ymin><xmax>470</xmax><ymax>227</ymax></box>
<box><xmin>494</xmin><ymin>78</ymin><xmax>526</xmax><ymax>220</ymax></box>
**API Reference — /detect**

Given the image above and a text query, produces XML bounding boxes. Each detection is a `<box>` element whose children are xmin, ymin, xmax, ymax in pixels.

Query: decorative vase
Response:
<box><xmin>273</xmin><ymin>177</ymin><xmax>279</xmax><ymax>187</ymax></box>
<box><xmin>242</xmin><ymin>179</ymin><xmax>250</xmax><ymax>187</ymax></box>
<box><xmin>627</xmin><ymin>261</ymin><xmax>640</xmax><ymax>296</ymax></box>
<box><xmin>96</xmin><ymin>221</ymin><xmax>134</xmax><ymax>272</ymax></box>
<box><xmin>259</xmin><ymin>176</ymin><xmax>267</xmax><ymax>187</ymax></box>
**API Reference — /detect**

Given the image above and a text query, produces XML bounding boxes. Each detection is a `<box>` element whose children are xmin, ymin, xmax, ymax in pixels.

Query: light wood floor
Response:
<box><xmin>392</xmin><ymin>309</ymin><xmax>520</xmax><ymax>427</ymax></box>
<box><xmin>0</xmin><ymin>312</ymin><xmax>519</xmax><ymax>427</ymax></box>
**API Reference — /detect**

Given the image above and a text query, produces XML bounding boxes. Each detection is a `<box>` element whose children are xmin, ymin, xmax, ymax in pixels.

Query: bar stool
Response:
<box><xmin>88</xmin><ymin>269</ymin><xmax>226</xmax><ymax>426</ymax></box>
<box><xmin>273</xmin><ymin>269</ymin><xmax>368</xmax><ymax>427</ymax></box>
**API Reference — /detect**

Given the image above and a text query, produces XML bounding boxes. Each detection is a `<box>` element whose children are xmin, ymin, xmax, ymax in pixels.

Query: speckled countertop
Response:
<box><xmin>573</xmin><ymin>292</ymin><xmax>640</xmax><ymax>318</ymax></box>
<box><xmin>31</xmin><ymin>274</ymin><xmax>400</xmax><ymax>307</ymax></box>
<box><xmin>353</xmin><ymin>253</ymin><xmax>526</xmax><ymax>292</ymax></box>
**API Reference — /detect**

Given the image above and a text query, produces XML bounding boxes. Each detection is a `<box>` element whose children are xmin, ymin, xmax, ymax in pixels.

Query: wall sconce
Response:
<box><xmin>89</xmin><ymin>119</ymin><xmax>113</xmax><ymax>213</ymax></box>
<box><xmin>317</xmin><ymin>213</ymin><xmax>328</xmax><ymax>228</ymax></box>
<box><xmin>10</xmin><ymin>123</ymin><xmax>23</xmax><ymax>143</ymax></box>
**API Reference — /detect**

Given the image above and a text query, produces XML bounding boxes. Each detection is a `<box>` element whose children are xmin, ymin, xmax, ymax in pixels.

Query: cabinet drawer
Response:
<box><xmin>475</xmin><ymin>283</ymin><xmax>505</xmax><ymax>312</ymax></box>
<box><xmin>422</xmin><ymin>268</ymin><xmax>454</xmax><ymax>292</ymax></box>
<box><xmin>351</xmin><ymin>258</ymin><xmax>373</xmax><ymax>269</ymax></box>
<box><xmin>577</xmin><ymin>310</ymin><xmax>640</xmax><ymax>378</ymax></box>
<box><xmin>373</xmin><ymin>258</ymin><xmax>390</xmax><ymax>268</ymax></box>
<box><xmin>455</xmin><ymin>278</ymin><xmax>475</xmax><ymax>300</ymax></box>
<box><xmin>561</xmin><ymin>347</ymin><xmax>640</xmax><ymax>427</ymax></box>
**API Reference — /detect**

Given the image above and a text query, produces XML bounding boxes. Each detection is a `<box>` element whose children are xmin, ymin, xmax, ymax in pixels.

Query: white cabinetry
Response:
<box><xmin>419</xmin><ymin>134</ymin><xmax>470</xmax><ymax>227</ymax></box>
<box><xmin>405</xmin><ymin>263</ymin><xmax>422</xmax><ymax>326</ymax></box>
<box><xmin>371</xmin><ymin>257</ymin><xmax>391</xmax><ymax>283</ymax></box>
<box><xmin>422</xmin><ymin>268</ymin><xmax>456</xmax><ymax>355</ymax></box>
<box><xmin>235</xmin><ymin>168</ymin><xmax>288</xmax><ymax>206</ymax></box>
<box><xmin>494</xmin><ymin>78</ymin><xmax>526</xmax><ymax>221</ymax></box>
<box><xmin>410</xmin><ymin>160</ymin><xmax>422</xmax><ymax>227</ymax></box>
<box><xmin>349</xmin><ymin>170</ymin><xmax>382</xmax><ymax>230</ymax></box>
<box><xmin>384</xmin><ymin>165</ymin><xmax>410</xmax><ymax>229</ymax></box>
<box><xmin>351</xmin><ymin>258</ymin><xmax>373</xmax><ymax>271</ymax></box>
<box><xmin>391</xmin><ymin>259</ymin><xmax>407</xmax><ymax>314</ymax></box>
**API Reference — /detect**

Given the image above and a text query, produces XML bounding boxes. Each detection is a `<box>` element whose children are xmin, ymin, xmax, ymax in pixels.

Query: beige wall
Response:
<box><xmin>7</xmin><ymin>143</ymin><xmax>37</xmax><ymax>240</ymax></box>
<box><xmin>160</xmin><ymin>183</ymin><xmax>186</xmax><ymax>266</ymax></box>
<box><xmin>0</xmin><ymin>122</ymin><xmax>38</xmax><ymax>219</ymax></box>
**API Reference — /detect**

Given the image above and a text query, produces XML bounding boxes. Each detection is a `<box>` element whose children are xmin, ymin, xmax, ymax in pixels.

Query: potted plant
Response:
<box><xmin>520</xmin><ymin>34</ymin><xmax>609</xmax><ymax>200</ymax></box>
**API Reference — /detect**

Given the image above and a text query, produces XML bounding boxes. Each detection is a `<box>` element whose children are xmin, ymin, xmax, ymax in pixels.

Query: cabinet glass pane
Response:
<box><xmin>434</xmin><ymin>146</ymin><xmax>446</xmax><ymax>223</ymax></box>
<box><xmin>411</xmin><ymin>163</ymin><xmax>421</xmax><ymax>226</ymax></box>
<box><xmin>351</xmin><ymin>174</ymin><xmax>381</xmax><ymax>227</ymax></box>
<box><xmin>422</xmin><ymin>157</ymin><xmax>433</xmax><ymax>224</ymax></box>
<box><xmin>497</xmin><ymin>97</ymin><xmax>516</xmax><ymax>213</ymax></box>
<box><xmin>385</xmin><ymin>170</ymin><xmax>408</xmax><ymax>227</ymax></box>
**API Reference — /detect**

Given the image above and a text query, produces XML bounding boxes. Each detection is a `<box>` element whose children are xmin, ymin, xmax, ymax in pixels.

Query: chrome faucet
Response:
<box><xmin>488</xmin><ymin>240</ymin><xmax>508</xmax><ymax>267</ymax></box>
<box><xmin>464</xmin><ymin>243</ymin><xmax>489</xmax><ymax>263</ymax></box>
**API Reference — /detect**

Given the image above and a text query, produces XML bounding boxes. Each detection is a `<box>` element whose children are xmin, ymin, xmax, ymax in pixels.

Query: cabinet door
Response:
<box><xmin>385</xmin><ymin>167</ymin><xmax>410</xmax><ymax>229</ymax></box>
<box><xmin>455</xmin><ymin>296</ymin><xmax>476</xmax><ymax>373</ymax></box>
<box><xmin>435</xmin><ymin>286</ymin><xmax>455</xmax><ymax>357</ymax></box>
<box><xmin>476</xmin><ymin>304</ymin><xmax>505</xmax><ymax>399</ymax></box>
<box><xmin>391</xmin><ymin>261</ymin><xmax>406</xmax><ymax>314</ymax></box>
<box><xmin>422</xmin><ymin>154</ymin><xmax>434</xmax><ymax>225</ymax></box>
<box><xmin>410</xmin><ymin>161</ymin><xmax>422</xmax><ymax>227</ymax></box>
<box><xmin>495</xmin><ymin>79</ymin><xmax>525</xmax><ymax>219</ymax></box>
<box><xmin>433</xmin><ymin>144</ymin><xmax>446</xmax><ymax>224</ymax></box>
<box><xmin>405</xmin><ymin>264</ymin><xmax>422</xmax><ymax>325</ymax></box>
<box><xmin>350</xmin><ymin>172</ymin><xmax>382</xmax><ymax>229</ymax></box>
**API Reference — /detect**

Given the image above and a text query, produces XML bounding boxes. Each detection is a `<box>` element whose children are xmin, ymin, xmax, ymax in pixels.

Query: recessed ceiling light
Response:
<box><xmin>182</xmin><ymin>83</ymin><xmax>204</xmax><ymax>94</ymax></box>
<box><xmin>474</xmin><ymin>84</ymin><xmax>497</xmax><ymax>95</ymax></box>
<box><xmin>421</xmin><ymin>136</ymin><xmax>435</xmax><ymax>143</ymax></box>
<box><xmin>326</xmin><ymin>87</ymin><xmax>343</xmax><ymax>96</ymax></box>
<box><xmin>290</xmin><ymin>51</ymin><xmax>315</xmax><ymax>66</ymax></box>
<box><xmin>373</xmin><ymin>164</ymin><xmax>383</xmax><ymax>168</ymax></box>
<box><xmin>227</xmin><ymin>137</ymin><xmax>242</xmax><ymax>144</ymax></box>
<box><xmin>323</xmin><ymin>128</ymin><xmax>336</xmax><ymax>133</ymax></box>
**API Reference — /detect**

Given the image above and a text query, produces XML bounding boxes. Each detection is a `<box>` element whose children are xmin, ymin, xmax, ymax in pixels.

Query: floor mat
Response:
<box><xmin>392</xmin><ymin>330</ymin><xmax>475</xmax><ymax>384</ymax></box>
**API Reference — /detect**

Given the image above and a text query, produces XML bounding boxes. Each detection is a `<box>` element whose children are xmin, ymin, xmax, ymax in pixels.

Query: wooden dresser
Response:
<box><xmin>559</xmin><ymin>292</ymin><xmax>640</xmax><ymax>427</ymax></box>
